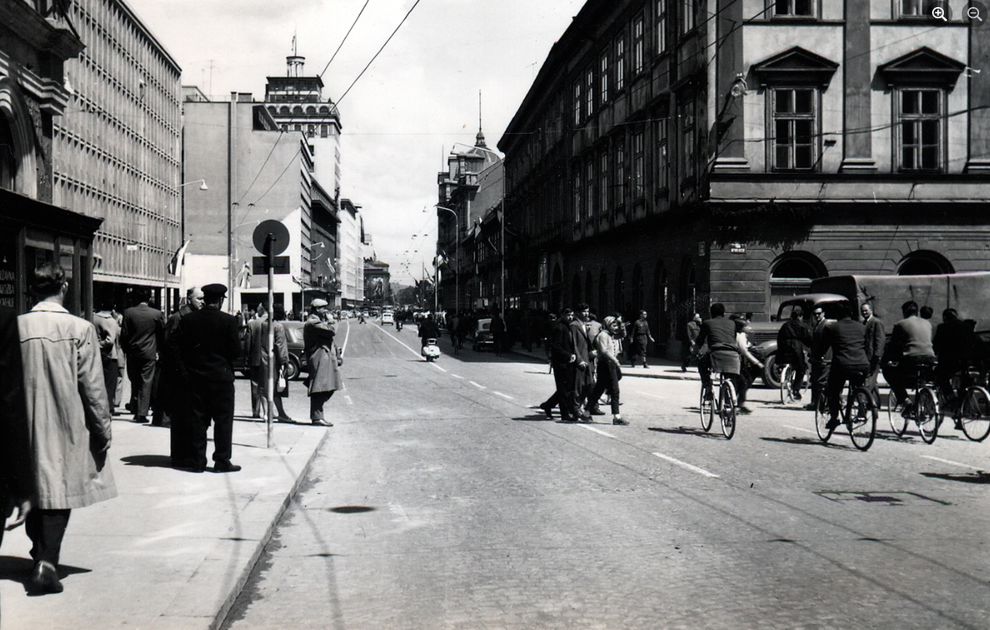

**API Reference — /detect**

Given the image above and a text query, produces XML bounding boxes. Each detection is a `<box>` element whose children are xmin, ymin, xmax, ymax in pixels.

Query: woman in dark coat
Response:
<box><xmin>304</xmin><ymin>299</ymin><xmax>343</xmax><ymax>426</ymax></box>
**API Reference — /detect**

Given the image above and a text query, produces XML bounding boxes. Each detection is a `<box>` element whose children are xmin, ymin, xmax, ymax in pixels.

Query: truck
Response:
<box><xmin>749</xmin><ymin>272</ymin><xmax>990</xmax><ymax>388</ymax></box>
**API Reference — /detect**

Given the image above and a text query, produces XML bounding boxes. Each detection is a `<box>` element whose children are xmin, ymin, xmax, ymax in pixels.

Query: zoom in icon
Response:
<box><xmin>928</xmin><ymin>0</ymin><xmax>952</xmax><ymax>22</ymax></box>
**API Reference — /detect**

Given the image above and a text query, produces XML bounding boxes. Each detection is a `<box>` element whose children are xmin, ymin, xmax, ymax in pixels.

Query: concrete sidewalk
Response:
<box><xmin>0</xmin><ymin>415</ymin><xmax>328</xmax><ymax>630</ymax></box>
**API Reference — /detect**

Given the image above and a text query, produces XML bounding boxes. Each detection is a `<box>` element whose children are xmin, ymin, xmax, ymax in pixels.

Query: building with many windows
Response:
<box><xmin>53</xmin><ymin>0</ymin><xmax>182</xmax><ymax>311</ymax></box>
<box><xmin>499</xmin><ymin>0</ymin><xmax>990</xmax><ymax>358</ymax></box>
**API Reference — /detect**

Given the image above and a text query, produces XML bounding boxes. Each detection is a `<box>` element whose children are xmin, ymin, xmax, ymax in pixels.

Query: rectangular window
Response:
<box><xmin>899</xmin><ymin>89</ymin><xmax>941</xmax><ymax>171</ymax></box>
<box><xmin>772</xmin><ymin>88</ymin><xmax>816</xmax><ymax>170</ymax></box>
<box><xmin>900</xmin><ymin>0</ymin><xmax>924</xmax><ymax>16</ymax></box>
<box><xmin>679</xmin><ymin>99</ymin><xmax>697</xmax><ymax>182</ymax></box>
<box><xmin>615</xmin><ymin>141</ymin><xmax>626</xmax><ymax>207</ymax></box>
<box><xmin>586</xmin><ymin>160</ymin><xmax>595</xmax><ymax>219</ymax></box>
<box><xmin>681</xmin><ymin>0</ymin><xmax>697</xmax><ymax>33</ymax></box>
<box><xmin>774</xmin><ymin>0</ymin><xmax>815</xmax><ymax>16</ymax></box>
<box><xmin>633</xmin><ymin>131</ymin><xmax>645</xmax><ymax>198</ymax></box>
<box><xmin>600</xmin><ymin>151</ymin><xmax>610</xmax><ymax>215</ymax></box>
<box><xmin>615</xmin><ymin>36</ymin><xmax>626</xmax><ymax>91</ymax></box>
<box><xmin>573</xmin><ymin>168</ymin><xmax>582</xmax><ymax>223</ymax></box>
<box><xmin>657</xmin><ymin>118</ymin><xmax>669</xmax><ymax>191</ymax></box>
<box><xmin>586</xmin><ymin>67</ymin><xmax>595</xmax><ymax>117</ymax></box>
<box><xmin>633</xmin><ymin>15</ymin><xmax>645</xmax><ymax>74</ymax></box>
<box><xmin>574</xmin><ymin>81</ymin><xmax>582</xmax><ymax>125</ymax></box>
<box><xmin>600</xmin><ymin>52</ymin><xmax>610</xmax><ymax>105</ymax></box>
<box><xmin>656</xmin><ymin>0</ymin><xmax>667</xmax><ymax>54</ymax></box>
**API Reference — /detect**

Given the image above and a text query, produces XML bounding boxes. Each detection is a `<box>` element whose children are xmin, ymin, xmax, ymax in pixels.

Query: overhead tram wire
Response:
<box><xmin>319</xmin><ymin>0</ymin><xmax>371</xmax><ymax>79</ymax></box>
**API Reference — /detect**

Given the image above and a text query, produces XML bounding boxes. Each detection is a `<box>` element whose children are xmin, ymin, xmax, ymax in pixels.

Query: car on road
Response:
<box><xmin>234</xmin><ymin>320</ymin><xmax>308</xmax><ymax>380</ymax></box>
<box><xmin>381</xmin><ymin>311</ymin><xmax>394</xmax><ymax>325</ymax></box>
<box><xmin>472</xmin><ymin>318</ymin><xmax>495</xmax><ymax>352</ymax></box>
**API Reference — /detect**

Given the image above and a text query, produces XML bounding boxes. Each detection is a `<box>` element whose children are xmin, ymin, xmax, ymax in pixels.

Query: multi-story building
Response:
<box><xmin>500</xmin><ymin>0</ymin><xmax>990</xmax><ymax>358</ymax></box>
<box><xmin>0</xmin><ymin>0</ymin><xmax>101</xmax><ymax>316</ymax></box>
<box><xmin>436</xmin><ymin>132</ymin><xmax>502</xmax><ymax>311</ymax></box>
<box><xmin>338</xmin><ymin>198</ymin><xmax>365</xmax><ymax>309</ymax></box>
<box><xmin>182</xmin><ymin>90</ymin><xmax>338</xmax><ymax>317</ymax></box>
<box><xmin>53</xmin><ymin>0</ymin><xmax>182</xmax><ymax>311</ymax></box>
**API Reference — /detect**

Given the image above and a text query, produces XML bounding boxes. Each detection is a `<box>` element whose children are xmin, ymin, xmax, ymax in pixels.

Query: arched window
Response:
<box><xmin>0</xmin><ymin>113</ymin><xmax>15</xmax><ymax>189</ymax></box>
<box><xmin>632</xmin><ymin>263</ymin><xmax>644</xmax><ymax>311</ymax></box>
<box><xmin>599</xmin><ymin>269</ymin><xmax>608</xmax><ymax>313</ymax></box>
<box><xmin>292</xmin><ymin>106</ymin><xmax>303</xmax><ymax>115</ymax></box>
<box><xmin>279</xmin><ymin>106</ymin><xmax>290</xmax><ymax>115</ymax></box>
<box><xmin>769</xmin><ymin>251</ymin><xmax>827</xmax><ymax>317</ymax></box>
<box><xmin>320</xmin><ymin>106</ymin><xmax>330</xmax><ymax>114</ymax></box>
<box><xmin>572</xmin><ymin>274</ymin><xmax>582</xmax><ymax>306</ymax></box>
<box><xmin>306</xmin><ymin>106</ymin><xmax>316</xmax><ymax>115</ymax></box>
<box><xmin>897</xmin><ymin>251</ymin><xmax>954</xmax><ymax>275</ymax></box>
<box><xmin>614</xmin><ymin>266</ymin><xmax>626</xmax><ymax>314</ymax></box>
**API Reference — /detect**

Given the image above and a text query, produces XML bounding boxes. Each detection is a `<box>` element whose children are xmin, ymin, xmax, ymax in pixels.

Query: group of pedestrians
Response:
<box><xmin>539</xmin><ymin>304</ymin><xmax>628</xmax><ymax>426</ymax></box>
<box><xmin>0</xmin><ymin>262</ymin><xmax>345</xmax><ymax>596</ymax></box>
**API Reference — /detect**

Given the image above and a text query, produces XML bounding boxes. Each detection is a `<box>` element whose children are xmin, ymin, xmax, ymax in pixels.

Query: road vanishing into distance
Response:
<box><xmin>222</xmin><ymin>318</ymin><xmax>990</xmax><ymax>630</ymax></box>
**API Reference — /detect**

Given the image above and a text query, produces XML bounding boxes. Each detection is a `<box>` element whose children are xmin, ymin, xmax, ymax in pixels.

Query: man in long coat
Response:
<box><xmin>304</xmin><ymin>299</ymin><xmax>342</xmax><ymax>426</ymax></box>
<box><xmin>539</xmin><ymin>309</ymin><xmax>579</xmax><ymax>421</ymax></box>
<box><xmin>17</xmin><ymin>263</ymin><xmax>116</xmax><ymax>594</ymax></box>
<box><xmin>247</xmin><ymin>305</ymin><xmax>291</xmax><ymax>422</ymax></box>
<box><xmin>569</xmin><ymin>304</ymin><xmax>593</xmax><ymax>421</ymax></box>
<box><xmin>173</xmin><ymin>284</ymin><xmax>241</xmax><ymax>473</ymax></box>
<box><xmin>159</xmin><ymin>286</ymin><xmax>203</xmax><ymax>464</ymax></box>
<box><xmin>120</xmin><ymin>290</ymin><xmax>164</xmax><ymax>423</ymax></box>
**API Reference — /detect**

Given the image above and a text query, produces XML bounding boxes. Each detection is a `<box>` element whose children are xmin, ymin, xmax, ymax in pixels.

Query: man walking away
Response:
<box><xmin>776</xmin><ymin>307</ymin><xmax>812</xmax><ymax>400</ymax></box>
<box><xmin>120</xmin><ymin>289</ymin><xmax>164</xmax><ymax>423</ymax></box>
<box><xmin>882</xmin><ymin>300</ymin><xmax>936</xmax><ymax>411</ymax></box>
<box><xmin>174</xmin><ymin>284</ymin><xmax>241</xmax><ymax>473</ymax></box>
<box><xmin>17</xmin><ymin>263</ymin><xmax>116</xmax><ymax>593</ymax></box>
<box><xmin>93</xmin><ymin>299</ymin><xmax>122</xmax><ymax>412</ymax></box>
<box><xmin>160</xmin><ymin>286</ymin><xmax>203</xmax><ymax>466</ymax></box>
<box><xmin>815</xmin><ymin>303</ymin><xmax>870</xmax><ymax>430</ymax></box>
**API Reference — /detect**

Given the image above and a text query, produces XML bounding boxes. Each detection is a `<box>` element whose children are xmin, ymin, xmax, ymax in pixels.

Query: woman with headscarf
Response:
<box><xmin>588</xmin><ymin>316</ymin><xmax>627</xmax><ymax>425</ymax></box>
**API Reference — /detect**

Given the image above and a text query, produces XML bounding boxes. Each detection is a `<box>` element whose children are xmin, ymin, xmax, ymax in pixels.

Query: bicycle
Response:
<box><xmin>699</xmin><ymin>371</ymin><xmax>737</xmax><ymax>439</ymax></box>
<box><xmin>886</xmin><ymin>361</ymin><xmax>940</xmax><ymax>444</ymax></box>
<box><xmin>932</xmin><ymin>365</ymin><xmax>990</xmax><ymax>442</ymax></box>
<box><xmin>778</xmin><ymin>361</ymin><xmax>805</xmax><ymax>405</ymax></box>
<box><xmin>814</xmin><ymin>374</ymin><xmax>876</xmax><ymax>451</ymax></box>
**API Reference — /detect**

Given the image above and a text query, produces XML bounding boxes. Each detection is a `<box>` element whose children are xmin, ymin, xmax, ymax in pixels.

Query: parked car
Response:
<box><xmin>233</xmin><ymin>320</ymin><xmax>308</xmax><ymax>381</ymax></box>
<box><xmin>472</xmin><ymin>318</ymin><xmax>495</xmax><ymax>352</ymax></box>
<box><xmin>381</xmin><ymin>311</ymin><xmax>394</xmax><ymax>325</ymax></box>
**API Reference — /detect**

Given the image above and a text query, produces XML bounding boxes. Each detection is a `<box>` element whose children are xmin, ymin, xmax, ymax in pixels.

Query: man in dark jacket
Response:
<box><xmin>120</xmin><ymin>290</ymin><xmax>165</xmax><ymax>423</ymax></box>
<box><xmin>776</xmin><ymin>307</ymin><xmax>812</xmax><ymax>400</ymax></box>
<box><xmin>0</xmin><ymin>305</ymin><xmax>31</xmax><ymax>551</ymax></box>
<box><xmin>159</xmin><ymin>287</ymin><xmax>203</xmax><ymax>462</ymax></box>
<box><xmin>861</xmin><ymin>303</ymin><xmax>885</xmax><ymax>417</ymax></box>
<box><xmin>173</xmin><ymin>284</ymin><xmax>241</xmax><ymax>473</ymax></box>
<box><xmin>882</xmin><ymin>300</ymin><xmax>935</xmax><ymax>408</ymax></box>
<box><xmin>934</xmin><ymin>308</ymin><xmax>985</xmax><ymax>410</ymax></box>
<box><xmin>540</xmin><ymin>309</ymin><xmax>586</xmax><ymax>422</ymax></box>
<box><xmin>815</xmin><ymin>303</ymin><xmax>870</xmax><ymax>429</ymax></box>
<box><xmin>682</xmin><ymin>313</ymin><xmax>702</xmax><ymax>372</ymax></box>
<box><xmin>695</xmin><ymin>303</ymin><xmax>740</xmax><ymax>399</ymax></box>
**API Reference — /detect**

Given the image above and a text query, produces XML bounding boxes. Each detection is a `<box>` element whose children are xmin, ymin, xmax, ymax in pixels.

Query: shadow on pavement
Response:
<box><xmin>328</xmin><ymin>506</ymin><xmax>376</xmax><ymax>514</ymax></box>
<box><xmin>920</xmin><ymin>471</ymin><xmax>990</xmax><ymax>484</ymax></box>
<box><xmin>512</xmin><ymin>412</ymin><xmax>555</xmax><ymax>422</ymax></box>
<box><xmin>648</xmin><ymin>426</ymin><xmax>722</xmax><ymax>439</ymax></box>
<box><xmin>0</xmin><ymin>555</ymin><xmax>91</xmax><ymax>591</ymax></box>
<box><xmin>120</xmin><ymin>454</ymin><xmax>173</xmax><ymax>468</ymax></box>
<box><xmin>759</xmin><ymin>436</ymin><xmax>830</xmax><ymax>447</ymax></box>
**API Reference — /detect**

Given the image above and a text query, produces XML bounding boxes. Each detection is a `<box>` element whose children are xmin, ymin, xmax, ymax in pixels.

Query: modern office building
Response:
<box><xmin>52</xmin><ymin>0</ymin><xmax>182</xmax><ymax>311</ymax></box>
<box><xmin>499</xmin><ymin>0</ymin><xmax>990</xmax><ymax>358</ymax></box>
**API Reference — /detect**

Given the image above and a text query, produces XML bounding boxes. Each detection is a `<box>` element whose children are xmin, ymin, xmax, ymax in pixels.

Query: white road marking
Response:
<box><xmin>451</xmin><ymin>374</ymin><xmax>464</xmax><ymax>380</ymax></box>
<box><xmin>469</xmin><ymin>381</ymin><xmax>486</xmax><ymax>390</ymax></box>
<box><xmin>784</xmin><ymin>424</ymin><xmax>816</xmax><ymax>435</ymax></box>
<box><xmin>377</xmin><ymin>326</ymin><xmax>427</xmax><ymax>359</ymax></box>
<box><xmin>339</xmin><ymin>319</ymin><xmax>350</xmax><ymax>356</ymax></box>
<box><xmin>652</xmin><ymin>452</ymin><xmax>720</xmax><ymax>478</ymax></box>
<box><xmin>635</xmin><ymin>391</ymin><xmax>665</xmax><ymax>399</ymax></box>
<box><xmin>492</xmin><ymin>391</ymin><xmax>513</xmax><ymax>400</ymax></box>
<box><xmin>432</xmin><ymin>364</ymin><xmax>447</xmax><ymax>373</ymax></box>
<box><xmin>344</xmin><ymin>395</ymin><xmax>353</xmax><ymax>405</ymax></box>
<box><xmin>921</xmin><ymin>455</ymin><xmax>982</xmax><ymax>470</ymax></box>
<box><xmin>581</xmin><ymin>425</ymin><xmax>615</xmax><ymax>438</ymax></box>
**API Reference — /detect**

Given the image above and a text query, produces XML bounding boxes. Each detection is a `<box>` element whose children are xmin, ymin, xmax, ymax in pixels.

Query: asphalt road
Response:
<box><xmin>222</xmin><ymin>319</ymin><xmax>990</xmax><ymax>630</ymax></box>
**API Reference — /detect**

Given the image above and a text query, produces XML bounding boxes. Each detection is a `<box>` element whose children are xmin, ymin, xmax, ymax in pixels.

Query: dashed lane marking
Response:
<box><xmin>469</xmin><ymin>381</ymin><xmax>486</xmax><ymax>390</ymax></box>
<box><xmin>492</xmin><ymin>391</ymin><xmax>513</xmax><ymax>400</ymax></box>
<box><xmin>784</xmin><ymin>424</ymin><xmax>816</xmax><ymax>435</ymax></box>
<box><xmin>431</xmin><ymin>364</ymin><xmax>447</xmax><ymax>373</ymax></box>
<box><xmin>581</xmin><ymin>425</ymin><xmax>615</xmax><ymax>438</ymax></box>
<box><xmin>921</xmin><ymin>455</ymin><xmax>982</xmax><ymax>470</ymax></box>
<box><xmin>376</xmin><ymin>325</ymin><xmax>424</xmax><ymax>359</ymax></box>
<box><xmin>451</xmin><ymin>374</ymin><xmax>464</xmax><ymax>379</ymax></box>
<box><xmin>652</xmin><ymin>452</ymin><xmax>720</xmax><ymax>478</ymax></box>
<box><xmin>635</xmin><ymin>391</ymin><xmax>665</xmax><ymax>399</ymax></box>
<box><xmin>344</xmin><ymin>395</ymin><xmax>353</xmax><ymax>405</ymax></box>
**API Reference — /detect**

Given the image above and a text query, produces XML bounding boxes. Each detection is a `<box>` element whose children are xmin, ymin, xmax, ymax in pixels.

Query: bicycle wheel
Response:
<box><xmin>959</xmin><ymin>386</ymin><xmax>990</xmax><ymax>442</ymax></box>
<box><xmin>815</xmin><ymin>392</ymin><xmax>833</xmax><ymax>442</ymax></box>
<box><xmin>719</xmin><ymin>379</ymin><xmax>737</xmax><ymax>440</ymax></box>
<box><xmin>916</xmin><ymin>387</ymin><xmax>940</xmax><ymax>444</ymax></box>
<box><xmin>847</xmin><ymin>387</ymin><xmax>876</xmax><ymax>451</ymax></box>
<box><xmin>779</xmin><ymin>364</ymin><xmax>793</xmax><ymax>405</ymax></box>
<box><xmin>887</xmin><ymin>391</ymin><xmax>908</xmax><ymax>436</ymax></box>
<box><xmin>699</xmin><ymin>384</ymin><xmax>714</xmax><ymax>432</ymax></box>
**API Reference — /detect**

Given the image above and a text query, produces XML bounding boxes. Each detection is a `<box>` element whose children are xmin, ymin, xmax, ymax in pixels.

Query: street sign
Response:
<box><xmin>252</xmin><ymin>220</ymin><xmax>290</xmax><ymax>256</ymax></box>
<box><xmin>253</xmin><ymin>256</ymin><xmax>290</xmax><ymax>275</ymax></box>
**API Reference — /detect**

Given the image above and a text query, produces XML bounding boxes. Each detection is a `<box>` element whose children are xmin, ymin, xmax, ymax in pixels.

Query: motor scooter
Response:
<box><xmin>396</xmin><ymin>319</ymin><xmax>403</xmax><ymax>331</ymax></box>
<box><xmin>422</xmin><ymin>338</ymin><xmax>441</xmax><ymax>362</ymax></box>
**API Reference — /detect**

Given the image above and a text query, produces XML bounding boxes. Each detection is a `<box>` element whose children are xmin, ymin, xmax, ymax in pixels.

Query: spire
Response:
<box><xmin>287</xmin><ymin>33</ymin><xmax>305</xmax><ymax>77</ymax></box>
<box><xmin>475</xmin><ymin>90</ymin><xmax>487</xmax><ymax>148</ymax></box>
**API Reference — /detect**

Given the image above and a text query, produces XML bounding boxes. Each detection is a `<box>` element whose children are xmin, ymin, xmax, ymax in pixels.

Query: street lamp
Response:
<box><xmin>180</xmin><ymin>179</ymin><xmax>209</xmax><ymax>191</ymax></box>
<box><xmin>433</xmin><ymin>205</ymin><xmax>459</xmax><ymax>312</ymax></box>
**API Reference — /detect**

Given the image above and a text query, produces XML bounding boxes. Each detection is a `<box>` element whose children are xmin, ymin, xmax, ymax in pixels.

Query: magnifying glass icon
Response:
<box><xmin>968</xmin><ymin>6</ymin><xmax>983</xmax><ymax>20</ymax></box>
<box><xmin>933</xmin><ymin>6</ymin><xmax>948</xmax><ymax>20</ymax></box>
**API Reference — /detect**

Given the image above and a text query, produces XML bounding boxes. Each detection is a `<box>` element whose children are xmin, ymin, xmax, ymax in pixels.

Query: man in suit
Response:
<box><xmin>173</xmin><ymin>284</ymin><xmax>241</xmax><ymax>473</ymax></box>
<box><xmin>540</xmin><ymin>308</ymin><xmax>584</xmax><ymax>422</ymax></box>
<box><xmin>93</xmin><ymin>299</ymin><xmax>122</xmax><ymax>413</ymax></box>
<box><xmin>570</xmin><ymin>304</ymin><xmax>593</xmax><ymax>421</ymax></box>
<box><xmin>861</xmin><ymin>303</ymin><xmax>885</xmax><ymax>418</ymax></box>
<box><xmin>776</xmin><ymin>307</ymin><xmax>812</xmax><ymax>400</ymax></box>
<box><xmin>120</xmin><ymin>289</ymin><xmax>165</xmax><ymax>423</ymax></box>
<box><xmin>815</xmin><ymin>303</ymin><xmax>870</xmax><ymax>430</ymax></box>
<box><xmin>160</xmin><ymin>286</ymin><xmax>203</xmax><ymax>463</ymax></box>
<box><xmin>247</xmin><ymin>305</ymin><xmax>268</xmax><ymax>418</ymax></box>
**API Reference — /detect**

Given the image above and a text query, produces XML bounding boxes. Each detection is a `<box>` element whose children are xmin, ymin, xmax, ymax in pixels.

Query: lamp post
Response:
<box><xmin>433</xmin><ymin>205</ymin><xmax>459</xmax><ymax>313</ymax></box>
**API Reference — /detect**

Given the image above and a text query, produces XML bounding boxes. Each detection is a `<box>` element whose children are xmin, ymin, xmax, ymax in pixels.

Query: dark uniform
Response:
<box><xmin>160</xmin><ymin>303</ymin><xmax>195</xmax><ymax>462</ymax></box>
<box><xmin>173</xmin><ymin>286</ymin><xmax>240</xmax><ymax>472</ymax></box>
<box><xmin>0</xmin><ymin>306</ymin><xmax>30</xmax><ymax>549</ymax></box>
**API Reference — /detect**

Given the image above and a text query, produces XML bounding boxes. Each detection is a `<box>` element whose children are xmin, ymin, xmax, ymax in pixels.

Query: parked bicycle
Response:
<box><xmin>814</xmin><ymin>375</ymin><xmax>876</xmax><ymax>451</ymax></box>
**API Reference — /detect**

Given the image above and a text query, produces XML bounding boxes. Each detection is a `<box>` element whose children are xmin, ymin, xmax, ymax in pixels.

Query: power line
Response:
<box><xmin>337</xmin><ymin>0</ymin><xmax>423</xmax><ymax>105</ymax></box>
<box><xmin>319</xmin><ymin>0</ymin><xmax>371</xmax><ymax>79</ymax></box>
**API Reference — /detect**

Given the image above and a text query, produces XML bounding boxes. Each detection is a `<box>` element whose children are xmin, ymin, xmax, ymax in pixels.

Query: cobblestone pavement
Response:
<box><xmin>223</xmin><ymin>323</ymin><xmax>990</xmax><ymax>630</ymax></box>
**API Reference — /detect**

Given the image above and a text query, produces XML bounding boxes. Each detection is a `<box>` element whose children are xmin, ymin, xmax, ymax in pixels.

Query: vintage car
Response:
<box><xmin>472</xmin><ymin>318</ymin><xmax>495</xmax><ymax>352</ymax></box>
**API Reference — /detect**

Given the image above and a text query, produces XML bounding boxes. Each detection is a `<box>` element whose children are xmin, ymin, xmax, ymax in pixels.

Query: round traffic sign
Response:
<box><xmin>252</xmin><ymin>220</ymin><xmax>290</xmax><ymax>256</ymax></box>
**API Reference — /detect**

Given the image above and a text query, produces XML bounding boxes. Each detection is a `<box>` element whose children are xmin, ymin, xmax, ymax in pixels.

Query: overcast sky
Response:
<box><xmin>127</xmin><ymin>0</ymin><xmax>586</xmax><ymax>284</ymax></box>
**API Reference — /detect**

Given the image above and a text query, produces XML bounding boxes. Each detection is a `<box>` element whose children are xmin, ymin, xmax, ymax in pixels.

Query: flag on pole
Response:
<box><xmin>167</xmin><ymin>240</ymin><xmax>189</xmax><ymax>275</ymax></box>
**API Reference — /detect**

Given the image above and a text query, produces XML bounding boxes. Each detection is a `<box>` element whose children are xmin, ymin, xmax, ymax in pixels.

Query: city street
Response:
<box><xmin>222</xmin><ymin>319</ymin><xmax>990</xmax><ymax>630</ymax></box>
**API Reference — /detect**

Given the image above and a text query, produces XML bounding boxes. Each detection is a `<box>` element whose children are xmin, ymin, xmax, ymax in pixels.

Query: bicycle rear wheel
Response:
<box><xmin>847</xmin><ymin>387</ymin><xmax>876</xmax><ymax>451</ymax></box>
<box><xmin>779</xmin><ymin>364</ymin><xmax>793</xmax><ymax>405</ymax></box>
<box><xmin>887</xmin><ymin>391</ymin><xmax>907</xmax><ymax>436</ymax></box>
<box><xmin>699</xmin><ymin>385</ymin><xmax>714</xmax><ymax>432</ymax></box>
<box><xmin>815</xmin><ymin>392</ymin><xmax>833</xmax><ymax>442</ymax></box>
<box><xmin>916</xmin><ymin>387</ymin><xmax>940</xmax><ymax>444</ymax></box>
<box><xmin>719</xmin><ymin>380</ymin><xmax>737</xmax><ymax>440</ymax></box>
<box><xmin>959</xmin><ymin>386</ymin><xmax>990</xmax><ymax>442</ymax></box>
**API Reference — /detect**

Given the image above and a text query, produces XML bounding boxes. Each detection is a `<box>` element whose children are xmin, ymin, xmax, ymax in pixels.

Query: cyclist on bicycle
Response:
<box><xmin>881</xmin><ymin>300</ymin><xmax>935</xmax><ymax>414</ymax></box>
<box><xmin>776</xmin><ymin>306</ymin><xmax>812</xmax><ymax>401</ymax></box>
<box><xmin>696</xmin><ymin>303</ymin><xmax>744</xmax><ymax>411</ymax></box>
<box><xmin>734</xmin><ymin>317</ymin><xmax>765</xmax><ymax>414</ymax></box>
<box><xmin>814</xmin><ymin>303</ymin><xmax>870</xmax><ymax>430</ymax></box>
<box><xmin>933</xmin><ymin>308</ymin><xmax>985</xmax><ymax>414</ymax></box>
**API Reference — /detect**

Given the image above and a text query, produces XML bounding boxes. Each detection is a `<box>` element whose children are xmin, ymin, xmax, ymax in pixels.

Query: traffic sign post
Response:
<box><xmin>252</xmin><ymin>220</ymin><xmax>289</xmax><ymax>448</ymax></box>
